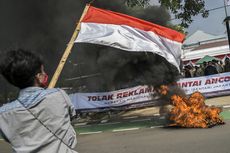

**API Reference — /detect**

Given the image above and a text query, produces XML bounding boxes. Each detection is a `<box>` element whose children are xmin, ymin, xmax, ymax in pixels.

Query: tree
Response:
<box><xmin>168</xmin><ymin>24</ymin><xmax>187</xmax><ymax>34</ymax></box>
<box><xmin>159</xmin><ymin>0</ymin><xmax>208</xmax><ymax>28</ymax></box>
<box><xmin>126</xmin><ymin>0</ymin><xmax>209</xmax><ymax>28</ymax></box>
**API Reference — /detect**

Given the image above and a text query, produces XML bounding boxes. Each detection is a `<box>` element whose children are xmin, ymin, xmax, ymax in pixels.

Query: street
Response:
<box><xmin>1</xmin><ymin>120</ymin><xmax>230</xmax><ymax>153</ymax></box>
<box><xmin>77</xmin><ymin>120</ymin><xmax>230</xmax><ymax>153</ymax></box>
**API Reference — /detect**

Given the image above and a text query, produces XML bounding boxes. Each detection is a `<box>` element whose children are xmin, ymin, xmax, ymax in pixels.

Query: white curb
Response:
<box><xmin>112</xmin><ymin>128</ymin><xmax>139</xmax><ymax>132</ymax></box>
<box><xmin>223</xmin><ymin>105</ymin><xmax>230</xmax><ymax>108</ymax></box>
<box><xmin>74</xmin><ymin>122</ymin><xmax>87</xmax><ymax>126</ymax></box>
<box><xmin>150</xmin><ymin>126</ymin><xmax>164</xmax><ymax>128</ymax></box>
<box><xmin>79</xmin><ymin>131</ymin><xmax>102</xmax><ymax>135</ymax></box>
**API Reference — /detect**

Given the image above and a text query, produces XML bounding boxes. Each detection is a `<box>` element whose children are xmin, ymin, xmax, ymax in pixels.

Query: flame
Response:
<box><xmin>159</xmin><ymin>85</ymin><xmax>224</xmax><ymax>128</ymax></box>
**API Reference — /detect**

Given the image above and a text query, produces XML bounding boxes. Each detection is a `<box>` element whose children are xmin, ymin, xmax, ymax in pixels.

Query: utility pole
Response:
<box><xmin>224</xmin><ymin>0</ymin><xmax>230</xmax><ymax>50</ymax></box>
<box><xmin>224</xmin><ymin>16</ymin><xmax>230</xmax><ymax>49</ymax></box>
<box><xmin>224</xmin><ymin>0</ymin><xmax>229</xmax><ymax>16</ymax></box>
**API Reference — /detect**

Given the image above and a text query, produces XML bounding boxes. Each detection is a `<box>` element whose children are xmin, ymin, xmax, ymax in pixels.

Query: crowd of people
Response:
<box><xmin>182</xmin><ymin>58</ymin><xmax>230</xmax><ymax>78</ymax></box>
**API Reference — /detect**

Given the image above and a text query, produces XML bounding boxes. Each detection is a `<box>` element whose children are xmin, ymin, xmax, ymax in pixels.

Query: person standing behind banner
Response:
<box><xmin>201</xmin><ymin>61</ymin><xmax>207</xmax><ymax>75</ymax></box>
<box><xmin>212</xmin><ymin>59</ymin><xmax>223</xmax><ymax>73</ymax></box>
<box><xmin>184</xmin><ymin>65</ymin><xmax>192</xmax><ymax>78</ymax></box>
<box><xmin>194</xmin><ymin>65</ymin><xmax>203</xmax><ymax>77</ymax></box>
<box><xmin>224</xmin><ymin>57</ymin><xmax>230</xmax><ymax>72</ymax></box>
<box><xmin>219</xmin><ymin>60</ymin><xmax>224</xmax><ymax>73</ymax></box>
<box><xmin>0</xmin><ymin>49</ymin><xmax>78</xmax><ymax>153</ymax></box>
<box><xmin>204</xmin><ymin>61</ymin><xmax>218</xmax><ymax>76</ymax></box>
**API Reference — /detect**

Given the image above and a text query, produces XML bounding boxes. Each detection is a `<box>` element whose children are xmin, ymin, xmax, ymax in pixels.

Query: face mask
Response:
<box><xmin>41</xmin><ymin>73</ymin><xmax>48</xmax><ymax>87</ymax></box>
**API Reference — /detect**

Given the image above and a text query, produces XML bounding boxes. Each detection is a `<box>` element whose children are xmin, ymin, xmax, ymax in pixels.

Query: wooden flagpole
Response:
<box><xmin>48</xmin><ymin>4</ymin><xmax>90</xmax><ymax>88</ymax></box>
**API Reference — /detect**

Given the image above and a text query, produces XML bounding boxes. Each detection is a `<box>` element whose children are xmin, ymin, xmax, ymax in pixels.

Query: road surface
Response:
<box><xmin>1</xmin><ymin>120</ymin><xmax>230</xmax><ymax>153</ymax></box>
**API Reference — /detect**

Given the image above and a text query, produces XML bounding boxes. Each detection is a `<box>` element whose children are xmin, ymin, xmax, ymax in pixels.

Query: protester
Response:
<box><xmin>212</xmin><ymin>59</ymin><xmax>223</xmax><ymax>73</ymax></box>
<box><xmin>0</xmin><ymin>49</ymin><xmax>77</xmax><ymax>153</ymax></box>
<box><xmin>193</xmin><ymin>65</ymin><xmax>203</xmax><ymax>77</ymax></box>
<box><xmin>201</xmin><ymin>61</ymin><xmax>207</xmax><ymax>74</ymax></box>
<box><xmin>184</xmin><ymin>65</ymin><xmax>192</xmax><ymax>78</ymax></box>
<box><xmin>204</xmin><ymin>61</ymin><xmax>218</xmax><ymax>76</ymax></box>
<box><xmin>219</xmin><ymin>60</ymin><xmax>224</xmax><ymax>73</ymax></box>
<box><xmin>224</xmin><ymin>57</ymin><xmax>230</xmax><ymax>72</ymax></box>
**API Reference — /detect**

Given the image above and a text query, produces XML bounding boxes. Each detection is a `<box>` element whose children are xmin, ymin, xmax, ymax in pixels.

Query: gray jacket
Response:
<box><xmin>0</xmin><ymin>87</ymin><xmax>77</xmax><ymax>153</ymax></box>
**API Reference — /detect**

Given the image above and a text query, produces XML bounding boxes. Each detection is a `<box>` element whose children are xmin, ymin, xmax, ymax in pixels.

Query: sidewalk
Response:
<box><xmin>205</xmin><ymin>95</ymin><xmax>230</xmax><ymax>106</ymax></box>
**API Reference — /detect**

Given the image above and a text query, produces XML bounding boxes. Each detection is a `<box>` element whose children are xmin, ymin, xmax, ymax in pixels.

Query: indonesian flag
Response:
<box><xmin>75</xmin><ymin>6</ymin><xmax>185</xmax><ymax>70</ymax></box>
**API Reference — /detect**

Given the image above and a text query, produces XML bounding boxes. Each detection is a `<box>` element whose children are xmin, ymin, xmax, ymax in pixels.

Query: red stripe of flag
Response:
<box><xmin>82</xmin><ymin>6</ymin><xmax>185</xmax><ymax>43</ymax></box>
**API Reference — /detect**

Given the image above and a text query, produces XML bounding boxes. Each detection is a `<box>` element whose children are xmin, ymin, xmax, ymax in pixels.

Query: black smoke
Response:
<box><xmin>0</xmin><ymin>0</ymin><xmax>180</xmax><ymax>103</ymax></box>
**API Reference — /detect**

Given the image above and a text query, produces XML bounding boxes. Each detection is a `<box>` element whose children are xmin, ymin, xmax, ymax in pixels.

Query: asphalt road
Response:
<box><xmin>1</xmin><ymin>120</ymin><xmax>230</xmax><ymax>153</ymax></box>
<box><xmin>76</xmin><ymin>121</ymin><xmax>230</xmax><ymax>153</ymax></box>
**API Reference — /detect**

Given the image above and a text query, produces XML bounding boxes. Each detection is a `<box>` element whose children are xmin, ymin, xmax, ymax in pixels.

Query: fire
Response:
<box><xmin>159</xmin><ymin>85</ymin><xmax>224</xmax><ymax>128</ymax></box>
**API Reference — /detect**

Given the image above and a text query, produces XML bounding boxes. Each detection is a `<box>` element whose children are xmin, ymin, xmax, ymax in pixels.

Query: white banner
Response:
<box><xmin>69</xmin><ymin>85</ymin><xmax>157</xmax><ymax>110</ymax></box>
<box><xmin>177</xmin><ymin>72</ymin><xmax>230</xmax><ymax>95</ymax></box>
<box><xmin>70</xmin><ymin>72</ymin><xmax>230</xmax><ymax>111</ymax></box>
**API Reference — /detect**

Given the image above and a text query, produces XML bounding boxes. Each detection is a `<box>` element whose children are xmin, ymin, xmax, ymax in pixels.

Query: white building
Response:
<box><xmin>182</xmin><ymin>30</ymin><xmax>230</xmax><ymax>65</ymax></box>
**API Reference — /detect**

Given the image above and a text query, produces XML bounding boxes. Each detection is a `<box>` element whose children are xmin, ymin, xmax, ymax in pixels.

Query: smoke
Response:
<box><xmin>0</xmin><ymin>0</ymin><xmax>180</xmax><ymax>99</ymax></box>
<box><xmin>66</xmin><ymin>0</ymin><xmax>178</xmax><ymax>92</ymax></box>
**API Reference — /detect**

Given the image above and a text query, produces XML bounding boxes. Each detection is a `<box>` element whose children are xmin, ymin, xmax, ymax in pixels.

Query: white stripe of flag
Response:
<box><xmin>75</xmin><ymin>6</ymin><xmax>185</xmax><ymax>71</ymax></box>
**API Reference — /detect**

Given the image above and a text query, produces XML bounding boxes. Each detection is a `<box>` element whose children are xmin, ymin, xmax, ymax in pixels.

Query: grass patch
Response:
<box><xmin>221</xmin><ymin>111</ymin><xmax>230</xmax><ymax>120</ymax></box>
<box><xmin>76</xmin><ymin>119</ymin><xmax>165</xmax><ymax>133</ymax></box>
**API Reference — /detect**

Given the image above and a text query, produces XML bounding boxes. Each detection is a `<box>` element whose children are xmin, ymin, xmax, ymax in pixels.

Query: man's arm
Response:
<box><xmin>59</xmin><ymin>89</ymin><xmax>76</xmax><ymax>119</ymax></box>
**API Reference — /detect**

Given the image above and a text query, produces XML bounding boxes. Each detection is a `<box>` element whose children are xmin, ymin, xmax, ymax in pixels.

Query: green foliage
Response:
<box><xmin>126</xmin><ymin>0</ymin><xmax>209</xmax><ymax>28</ymax></box>
<box><xmin>159</xmin><ymin>0</ymin><xmax>209</xmax><ymax>28</ymax></box>
<box><xmin>169</xmin><ymin>24</ymin><xmax>187</xmax><ymax>34</ymax></box>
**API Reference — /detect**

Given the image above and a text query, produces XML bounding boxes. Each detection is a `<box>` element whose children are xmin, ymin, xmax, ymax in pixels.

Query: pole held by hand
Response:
<box><xmin>48</xmin><ymin>4</ymin><xmax>90</xmax><ymax>88</ymax></box>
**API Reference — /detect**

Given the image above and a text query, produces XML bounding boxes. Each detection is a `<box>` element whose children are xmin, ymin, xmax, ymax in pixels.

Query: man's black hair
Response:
<box><xmin>0</xmin><ymin>49</ymin><xmax>43</xmax><ymax>89</ymax></box>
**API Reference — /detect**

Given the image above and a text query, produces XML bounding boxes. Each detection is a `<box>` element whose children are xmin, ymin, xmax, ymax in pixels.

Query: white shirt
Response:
<box><xmin>0</xmin><ymin>87</ymin><xmax>77</xmax><ymax>153</ymax></box>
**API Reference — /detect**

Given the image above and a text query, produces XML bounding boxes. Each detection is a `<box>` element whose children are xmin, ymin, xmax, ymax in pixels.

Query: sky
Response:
<box><xmin>150</xmin><ymin>0</ymin><xmax>230</xmax><ymax>36</ymax></box>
